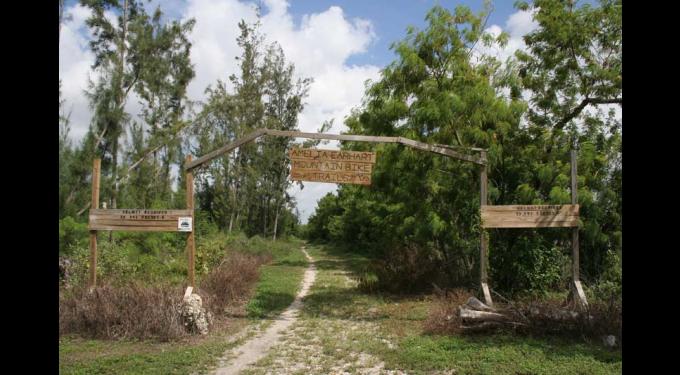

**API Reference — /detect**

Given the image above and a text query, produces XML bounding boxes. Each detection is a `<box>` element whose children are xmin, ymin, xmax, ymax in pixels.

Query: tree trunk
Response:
<box><xmin>228</xmin><ymin>211</ymin><xmax>235</xmax><ymax>233</ymax></box>
<box><xmin>272</xmin><ymin>203</ymin><xmax>280</xmax><ymax>241</ymax></box>
<box><xmin>262</xmin><ymin>194</ymin><xmax>268</xmax><ymax>237</ymax></box>
<box><xmin>109</xmin><ymin>139</ymin><xmax>118</xmax><ymax>244</ymax></box>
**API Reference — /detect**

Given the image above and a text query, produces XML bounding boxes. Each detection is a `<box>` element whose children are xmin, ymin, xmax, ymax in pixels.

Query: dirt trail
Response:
<box><xmin>212</xmin><ymin>247</ymin><xmax>316</xmax><ymax>375</ymax></box>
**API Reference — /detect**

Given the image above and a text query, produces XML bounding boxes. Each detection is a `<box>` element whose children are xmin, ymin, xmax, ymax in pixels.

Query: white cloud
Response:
<box><xmin>474</xmin><ymin>9</ymin><xmax>539</xmax><ymax>64</ymax></box>
<box><xmin>59</xmin><ymin>4</ymin><xmax>97</xmax><ymax>141</ymax></box>
<box><xmin>180</xmin><ymin>0</ymin><xmax>381</xmax><ymax>223</ymax></box>
<box><xmin>506</xmin><ymin>9</ymin><xmax>539</xmax><ymax>37</ymax></box>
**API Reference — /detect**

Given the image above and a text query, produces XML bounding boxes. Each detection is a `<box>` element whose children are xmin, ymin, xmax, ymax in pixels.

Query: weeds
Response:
<box><xmin>59</xmin><ymin>283</ymin><xmax>186</xmax><ymax>341</ymax></box>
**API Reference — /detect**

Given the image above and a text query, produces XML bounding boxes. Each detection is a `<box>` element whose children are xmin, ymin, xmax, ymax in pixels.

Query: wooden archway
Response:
<box><xmin>186</xmin><ymin>128</ymin><xmax>587</xmax><ymax>309</ymax></box>
<box><xmin>185</xmin><ymin>129</ymin><xmax>495</xmax><ymax>301</ymax></box>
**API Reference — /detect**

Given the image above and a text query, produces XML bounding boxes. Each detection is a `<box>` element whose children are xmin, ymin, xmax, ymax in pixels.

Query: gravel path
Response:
<box><xmin>211</xmin><ymin>248</ymin><xmax>316</xmax><ymax>375</ymax></box>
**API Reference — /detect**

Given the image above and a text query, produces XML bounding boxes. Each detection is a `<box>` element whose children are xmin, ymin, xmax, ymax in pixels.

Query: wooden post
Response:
<box><xmin>570</xmin><ymin>150</ymin><xmax>588</xmax><ymax>310</ymax></box>
<box><xmin>89</xmin><ymin>158</ymin><xmax>101</xmax><ymax>289</ymax></box>
<box><xmin>185</xmin><ymin>155</ymin><xmax>196</xmax><ymax>289</ymax></box>
<box><xmin>479</xmin><ymin>151</ymin><xmax>492</xmax><ymax>306</ymax></box>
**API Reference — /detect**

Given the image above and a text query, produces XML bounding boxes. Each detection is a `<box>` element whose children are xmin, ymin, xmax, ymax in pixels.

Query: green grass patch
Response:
<box><xmin>245</xmin><ymin>242</ymin><xmax>308</xmax><ymax>318</ymax></box>
<box><xmin>59</xmin><ymin>321</ymin><xmax>252</xmax><ymax>375</ymax></box>
<box><xmin>376</xmin><ymin>334</ymin><xmax>621</xmax><ymax>374</ymax></box>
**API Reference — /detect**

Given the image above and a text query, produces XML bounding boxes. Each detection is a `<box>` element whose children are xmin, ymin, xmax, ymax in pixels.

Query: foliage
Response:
<box><xmin>59</xmin><ymin>217</ymin><xmax>89</xmax><ymax>255</ymax></box>
<box><xmin>305</xmin><ymin>1</ymin><xmax>621</xmax><ymax>297</ymax></box>
<box><xmin>192</xmin><ymin>18</ymin><xmax>309</xmax><ymax>240</ymax></box>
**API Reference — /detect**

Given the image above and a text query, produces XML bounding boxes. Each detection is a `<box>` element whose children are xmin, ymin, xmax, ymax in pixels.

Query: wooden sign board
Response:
<box><xmin>289</xmin><ymin>148</ymin><xmax>376</xmax><ymax>185</ymax></box>
<box><xmin>89</xmin><ymin>209</ymin><xmax>194</xmax><ymax>232</ymax></box>
<box><xmin>481</xmin><ymin>205</ymin><xmax>579</xmax><ymax>228</ymax></box>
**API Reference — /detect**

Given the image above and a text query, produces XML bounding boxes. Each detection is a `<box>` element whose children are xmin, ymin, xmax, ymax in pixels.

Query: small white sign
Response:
<box><xmin>178</xmin><ymin>217</ymin><xmax>193</xmax><ymax>232</ymax></box>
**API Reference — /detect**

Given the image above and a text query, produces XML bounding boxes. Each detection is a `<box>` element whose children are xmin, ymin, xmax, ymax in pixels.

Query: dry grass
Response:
<box><xmin>199</xmin><ymin>252</ymin><xmax>271</xmax><ymax>316</ymax></box>
<box><xmin>59</xmin><ymin>251</ymin><xmax>272</xmax><ymax>341</ymax></box>
<box><xmin>422</xmin><ymin>288</ymin><xmax>473</xmax><ymax>335</ymax></box>
<box><xmin>423</xmin><ymin>289</ymin><xmax>622</xmax><ymax>345</ymax></box>
<box><xmin>59</xmin><ymin>283</ymin><xmax>187</xmax><ymax>341</ymax></box>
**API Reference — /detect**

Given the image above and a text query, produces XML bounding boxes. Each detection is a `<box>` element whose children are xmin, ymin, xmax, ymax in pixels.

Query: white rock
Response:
<box><xmin>603</xmin><ymin>335</ymin><xmax>617</xmax><ymax>348</ymax></box>
<box><xmin>180</xmin><ymin>293</ymin><xmax>210</xmax><ymax>335</ymax></box>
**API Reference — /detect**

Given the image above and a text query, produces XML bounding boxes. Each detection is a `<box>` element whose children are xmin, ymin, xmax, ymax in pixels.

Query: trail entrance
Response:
<box><xmin>87</xmin><ymin>128</ymin><xmax>586</xmax><ymax>307</ymax></box>
<box><xmin>185</xmin><ymin>128</ymin><xmax>587</xmax><ymax>308</ymax></box>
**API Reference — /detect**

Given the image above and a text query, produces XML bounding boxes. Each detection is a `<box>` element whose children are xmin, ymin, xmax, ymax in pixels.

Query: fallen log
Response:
<box><xmin>458</xmin><ymin>306</ymin><xmax>509</xmax><ymax>322</ymax></box>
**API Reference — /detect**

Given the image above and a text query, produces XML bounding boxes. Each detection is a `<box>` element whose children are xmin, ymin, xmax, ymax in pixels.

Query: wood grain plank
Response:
<box><xmin>481</xmin><ymin>204</ymin><xmax>580</xmax><ymax>228</ymax></box>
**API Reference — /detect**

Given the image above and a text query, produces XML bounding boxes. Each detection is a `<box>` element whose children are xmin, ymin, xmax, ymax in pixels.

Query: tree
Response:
<box><xmin>82</xmin><ymin>0</ymin><xmax>146</xmax><ymax>212</ymax></box>
<box><xmin>308</xmin><ymin>4</ymin><xmax>518</xmax><ymax>292</ymax></box>
<box><xmin>82</xmin><ymin>0</ymin><xmax>196</xmax><ymax>212</ymax></box>
<box><xmin>515</xmin><ymin>0</ymin><xmax>621</xmax><ymax>134</ymax></box>
<box><xmin>254</xmin><ymin>43</ymin><xmax>311</xmax><ymax>239</ymax></box>
<box><xmin>510</xmin><ymin>0</ymin><xmax>622</xmax><ymax>283</ymax></box>
<box><xmin>130</xmin><ymin>7</ymin><xmax>195</xmax><ymax>205</ymax></box>
<box><xmin>306</xmin><ymin>1</ymin><xmax>621</xmax><ymax>296</ymax></box>
<box><xmin>193</xmin><ymin>19</ymin><xmax>309</xmax><ymax>239</ymax></box>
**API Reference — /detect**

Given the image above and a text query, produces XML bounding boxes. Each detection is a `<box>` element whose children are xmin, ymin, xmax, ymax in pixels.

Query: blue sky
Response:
<box><xmin>286</xmin><ymin>0</ymin><xmax>519</xmax><ymax>67</ymax></box>
<box><xmin>60</xmin><ymin>0</ymin><xmax>538</xmax><ymax>222</ymax></box>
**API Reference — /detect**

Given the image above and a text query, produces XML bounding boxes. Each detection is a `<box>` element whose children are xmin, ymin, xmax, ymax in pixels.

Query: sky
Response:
<box><xmin>59</xmin><ymin>0</ymin><xmax>542</xmax><ymax>223</ymax></box>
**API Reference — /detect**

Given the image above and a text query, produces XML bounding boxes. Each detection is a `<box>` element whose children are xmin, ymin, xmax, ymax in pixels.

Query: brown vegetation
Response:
<box><xmin>59</xmin><ymin>251</ymin><xmax>271</xmax><ymax>341</ymax></box>
<box><xmin>59</xmin><ymin>283</ymin><xmax>186</xmax><ymax>341</ymax></box>
<box><xmin>198</xmin><ymin>252</ymin><xmax>271</xmax><ymax>315</ymax></box>
<box><xmin>424</xmin><ymin>288</ymin><xmax>622</xmax><ymax>345</ymax></box>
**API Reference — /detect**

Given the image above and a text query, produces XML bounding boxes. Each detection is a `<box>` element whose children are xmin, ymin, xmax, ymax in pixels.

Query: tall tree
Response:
<box><xmin>510</xmin><ymin>0</ymin><xmax>622</xmax><ymax>282</ymax></box>
<box><xmin>308</xmin><ymin>4</ymin><xmax>517</xmax><ymax>292</ymax></box>
<box><xmin>193</xmin><ymin>19</ymin><xmax>309</xmax><ymax>239</ymax></box>
<box><xmin>82</xmin><ymin>0</ymin><xmax>145</xmax><ymax>212</ymax></box>
<box><xmin>306</xmin><ymin>1</ymin><xmax>621</xmax><ymax>295</ymax></box>
<box><xmin>254</xmin><ymin>43</ymin><xmax>311</xmax><ymax>239</ymax></box>
<box><xmin>130</xmin><ymin>6</ymin><xmax>195</xmax><ymax>205</ymax></box>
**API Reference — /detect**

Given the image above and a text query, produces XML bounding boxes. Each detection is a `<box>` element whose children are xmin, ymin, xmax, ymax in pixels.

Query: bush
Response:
<box><xmin>423</xmin><ymin>289</ymin><xmax>622</xmax><ymax>345</ymax></box>
<box><xmin>59</xmin><ymin>283</ymin><xmax>186</xmax><ymax>341</ymax></box>
<box><xmin>59</xmin><ymin>216</ymin><xmax>88</xmax><ymax>255</ymax></box>
<box><xmin>199</xmin><ymin>252</ymin><xmax>271</xmax><ymax>314</ymax></box>
<box><xmin>490</xmin><ymin>233</ymin><xmax>568</xmax><ymax>297</ymax></box>
<box><xmin>358</xmin><ymin>242</ymin><xmax>442</xmax><ymax>294</ymax></box>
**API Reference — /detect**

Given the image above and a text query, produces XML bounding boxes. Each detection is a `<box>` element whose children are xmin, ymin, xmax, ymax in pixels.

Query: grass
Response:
<box><xmin>59</xmin><ymin>235</ymin><xmax>308</xmax><ymax>375</ymax></box>
<box><xmin>59</xmin><ymin>239</ymin><xmax>621</xmax><ymax>374</ymax></box>
<box><xmin>245</xmin><ymin>240</ymin><xmax>308</xmax><ymax>318</ymax></box>
<box><xmin>384</xmin><ymin>334</ymin><xmax>621</xmax><ymax>374</ymax></box>
<box><xmin>59</xmin><ymin>322</ymin><xmax>252</xmax><ymax>375</ymax></box>
<box><xmin>247</xmin><ymin>244</ymin><xmax>622</xmax><ymax>374</ymax></box>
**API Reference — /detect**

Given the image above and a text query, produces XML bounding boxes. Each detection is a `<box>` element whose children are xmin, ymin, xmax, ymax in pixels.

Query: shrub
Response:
<box><xmin>59</xmin><ymin>216</ymin><xmax>88</xmax><ymax>255</ymax></box>
<box><xmin>358</xmin><ymin>242</ymin><xmax>441</xmax><ymax>294</ymax></box>
<box><xmin>59</xmin><ymin>283</ymin><xmax>186</xmax><ymax>341</ymax></box>
<box><xmin>423</xmin><ymin>288</ymin><xmax>474</xmax><ymax>335</ymax></box>
<box><xmin>490</xmin><ymin>233</ymin><xmax>568</xmax><ymax>297</ymax></box>
<box><xmin>199</xmin><ymin>252</ymin><xmax>271</xmax><ymax>314</ymax></box>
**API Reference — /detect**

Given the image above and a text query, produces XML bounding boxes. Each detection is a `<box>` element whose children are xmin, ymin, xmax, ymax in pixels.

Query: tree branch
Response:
<box><xmin>555</xmin><ymin>97</ymin><xmax>622</xmax><ymax>129</ymax></box>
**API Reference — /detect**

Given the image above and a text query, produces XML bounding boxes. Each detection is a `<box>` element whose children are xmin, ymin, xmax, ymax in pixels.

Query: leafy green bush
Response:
<box><xmin>588</xmin><ymin>249</ymin><xmax>621</xmax><ymax>304</ymax></box>
<box><xmin>490</xmin><ymin>233</ymin><xmax>568</xmax><ymax>297</ymax></box>
<box><xmin>59</xmin><ymin>216</ymin><xmax>88</xmax><ymax>255</ymax></box>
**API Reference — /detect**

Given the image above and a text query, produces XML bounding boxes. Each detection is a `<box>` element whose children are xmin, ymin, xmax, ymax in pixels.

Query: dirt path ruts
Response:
<box><xmin>212</xmin><ymin>247</ymin><xmax>316</xmax><ymax>375</ymax></box>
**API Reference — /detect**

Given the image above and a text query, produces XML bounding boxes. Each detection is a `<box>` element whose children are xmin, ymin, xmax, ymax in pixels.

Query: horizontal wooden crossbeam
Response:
<box><xmin>185</xmin><ymin>129</ymin><xmax>486</xmax><ymax>171</ymax></box>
